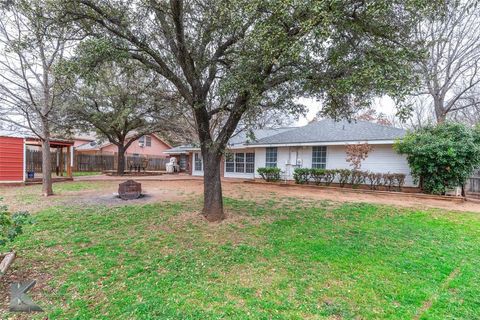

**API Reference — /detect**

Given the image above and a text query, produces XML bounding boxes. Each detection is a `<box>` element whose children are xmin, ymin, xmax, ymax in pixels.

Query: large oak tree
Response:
<box><xmin>59</xmin><ymin>46</ymin><xmax>179</xmax><ymax>175</ymax></box>
<box><xmin>60</xmin><ymin>0</ymin><xmax>437</xmax><ymax>221</ymax></box>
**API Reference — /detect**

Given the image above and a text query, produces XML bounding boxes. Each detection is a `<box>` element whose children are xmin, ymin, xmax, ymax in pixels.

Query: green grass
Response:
<box><xmin>72</xmin><ymin>171</ymin><xmax>102</xmax><ymax>177</ymax></box>
<box><xmin>5</xmin><ymin>181</ymin><xmax>107</xmax><ymax>208</ymax></box>
<box><xmin>3</xmin><ymin>198</ymin><xmax>480</xmax><ymax>319</ymax></box>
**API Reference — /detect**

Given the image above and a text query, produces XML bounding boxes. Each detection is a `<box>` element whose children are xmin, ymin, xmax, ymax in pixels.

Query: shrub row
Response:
<box><xmin>292</xmin><ymin>168</ymin><xmax>406</xmax><ymax>191</ymax></box>
<box><xmin>257</xmin><ymin>167</ymin><xmax>281</xmax><ymax>182</ymax></box>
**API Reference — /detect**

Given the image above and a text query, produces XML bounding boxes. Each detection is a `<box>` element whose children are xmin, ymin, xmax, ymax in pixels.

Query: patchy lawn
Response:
<box><xmin>72</xmin><ymin>171</ymin><xmax>102</xmax><ymax>177</ymax></box>
<box><xmin>1</xmin><ymin>194</ymin><xmax>480</xmax><ymax>319</ymax></box>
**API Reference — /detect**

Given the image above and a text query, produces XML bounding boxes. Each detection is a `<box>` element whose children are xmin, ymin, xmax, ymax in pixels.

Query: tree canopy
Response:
<box><xmin>58</xmin><ymin>45</ymin><xmax>181</xmax><ymax>174</ymax></box>
<box><xmin>57</xmin><ymin>0</ymin><xmax>441</xmax><ymax>220</ymax></box>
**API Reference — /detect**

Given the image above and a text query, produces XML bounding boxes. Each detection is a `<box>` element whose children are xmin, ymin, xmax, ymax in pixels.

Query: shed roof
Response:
<box><xmin>0</xmin><ymin>130</ymin><xmax>74</xmax><ymax>145</ymax></box>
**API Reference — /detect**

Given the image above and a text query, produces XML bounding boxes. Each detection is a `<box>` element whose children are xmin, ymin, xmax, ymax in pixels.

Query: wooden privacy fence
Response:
<box><xmin>26</xmin><ymin>149</ymin><xmax>65</xmax><ymax>173</ymax></box>
<box><xmin>75</xmin><ymin>153</ymin><xmax>168</xmax><ymax>172</ymax></box>
<box><xmin>126</xmin><ymin>155</ymin><xmax>168</xmax><ymax>171</ymax></box>
<box><xmin>26</xmin><ymin>150</ymin><xmax>169</xmax><ymax>172</ymax></box>
<box><xmin>466</xmin><ymin>169</ymin><xmax>480</xmax><ymax>195</ymax></box>
<box><xmin>75</xmin><ymin>154</ymin><xmax>115</xmax><ymax>172</ymax></box>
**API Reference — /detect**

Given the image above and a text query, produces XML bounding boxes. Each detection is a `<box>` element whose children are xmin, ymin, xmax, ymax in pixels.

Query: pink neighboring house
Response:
<box><xmin>75</xmin><ymin>134</ymin><xmax>172</xmax><ymax>158</ymax></box>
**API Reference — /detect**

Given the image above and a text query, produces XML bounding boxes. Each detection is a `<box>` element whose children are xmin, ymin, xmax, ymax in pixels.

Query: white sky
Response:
<box><xmin>295</xmin><ymin>96</ymin><xmax>397</xmax><ymax>126</ymax></box>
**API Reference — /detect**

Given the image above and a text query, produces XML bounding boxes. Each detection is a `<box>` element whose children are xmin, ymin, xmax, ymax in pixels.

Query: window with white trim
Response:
<box><xmin>265</xmin><ymin>147</ymin><xmax>277</xmax><ymax>167</ymax></box>
<box><xmin>225</xmin><ymin>153</ymin><xmax>234</xmax><ymax>172</ymax></box>
<box><xmin>245</xmin><ymin>153</ymin><xmax>255</xmax><ymax>173</ymax></box>
<box><xmin>194</xmin><ymin>153</ymin><xmax>203</xmax><ymax>171</ymax></box>
<box><xmin>312</xmin><ymin>146</ymin><xmax>327</xmax><ymax>169</ymax></box>
<box><xmin>224</xmin><ymin>152</ymin><xmax>255</xmax><ymax>174</ymax></box>
<box><xmin>139</xmin><ymin>135</ymin><xmax>152</xmax><ymax>147</ymax></box>
<box><xmin>235</xmin><ymin>153</ymin><xmax>245</xmax><ymax>172</ymax></box>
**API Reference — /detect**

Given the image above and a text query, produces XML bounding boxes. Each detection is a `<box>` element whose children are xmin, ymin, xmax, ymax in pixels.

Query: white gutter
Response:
<box><xmin>167</xmin><ymin>139</ymin><xmax>399</xmax><ymax>152</ymax></box>
<box><xmin>245</xmin><ymin>140</ymin><xmax>398</xmax><ymax>148</ymax></box>
<box><xmin>163</xmin><ymin>151</ymin><xmax>190</xmax><ymax>155</ymax></box>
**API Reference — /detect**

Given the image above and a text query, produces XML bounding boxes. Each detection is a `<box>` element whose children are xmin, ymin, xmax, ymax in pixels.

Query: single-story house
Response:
<box><xmin>164</xmin><ymin>119</ymin><xmax>415</xmax><ymax>186</ymax></box>
<box><xmin>75</xmin><ymin>133</ymin><xmax>172</xmax><ymax>158</ymax></box>
<box><xmin>0</xmin><ymin>130</ymin><xmax>74</xmax><ymax>183</ymax></box>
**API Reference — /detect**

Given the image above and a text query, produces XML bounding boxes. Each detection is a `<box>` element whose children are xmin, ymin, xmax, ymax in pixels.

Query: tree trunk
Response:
<box><xmin>117</xmin><ymin>145</ymin><xmax>126</xmax><ymax>176</ymax></box>
<box><xmin>41</xmin><ymin>136</ymin><xmax>53</xmax><ymax>196</ymax></box>
<box><xmin>202</xmin><ymin>151</ymin><xmax>224</xmax><ymax>222</ymax></box>
<box><xmin>434</xmin><ymin>98</ymin><xmax>447</xmax><ymax>123</ymax></box>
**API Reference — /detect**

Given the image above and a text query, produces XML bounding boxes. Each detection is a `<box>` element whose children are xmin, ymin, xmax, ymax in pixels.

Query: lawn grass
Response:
<box><xmin>2</xmin><ymin>197</ymin><xmax>480</xmax><ymax>319</ymax></box>
<box><xmin>72</xmin><ymin>171</ymin><xmax>102</xmax><ymax>177</ymax></box>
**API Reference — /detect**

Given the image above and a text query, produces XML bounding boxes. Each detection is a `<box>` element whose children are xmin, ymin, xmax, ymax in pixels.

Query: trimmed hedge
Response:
<box><xmin>290</xmin><ymin>168</ymin><xmax>406</xmax><ymax>191</ymax></box>
<box><xmin>257</xmin><ymin>167</ymin><xmax>281</xmax><ymax>182</ymax></box>
<box><xmin>293</xmin><ymin>168</ymin><xmax>310</xmax><ymax>184</ymax></box>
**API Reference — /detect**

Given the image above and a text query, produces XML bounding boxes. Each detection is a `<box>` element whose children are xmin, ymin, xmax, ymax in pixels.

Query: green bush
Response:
<box><xmin>310</xmin><ymin>168</ymin><xmax>326</xmax><ymax>185</ymax></box>
<box><xmin>0</xmin><ymin>200</ymin><xmax>33</xmax><ymax>247</ymax></box>
<box><xmin>324</xmin><ymin>169</ymin><xmax>337</xmax><ymax>185</ymax></box>
<box><xmin>293</xmin><ymin>168</ymin><xmax>311</xmax><ymax>184</ymax></box>
<box><xmin>395</xmin><ymin>122</ymin><xmax>480</xmax><ymax>194</ymax></box>
<box><xmin>337</xmin><ymin>169</ymin><xmax>351</xmax><ymax>187</ymax></box>
<box><xmin>257</xmin><ymin>167</ymin><xmax>281</xmax><ymax>182</ymax></box>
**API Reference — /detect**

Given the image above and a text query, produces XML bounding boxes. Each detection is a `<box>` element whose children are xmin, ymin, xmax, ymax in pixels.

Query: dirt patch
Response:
<box><xmin>223</xmin><ymin>181</ymin><xmax>480</xmax><ymax>213</ymax></box>
<box><xmin>1</xmin><ymin>178</ymin><xmax>479</xmax><ymax>214</ymax></box>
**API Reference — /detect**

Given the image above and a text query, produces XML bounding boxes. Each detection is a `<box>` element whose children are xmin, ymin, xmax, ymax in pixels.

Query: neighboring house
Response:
<box><xmin>76</xmin><ymin>133</ymin><xmax>172</xmax><ymax>158</ymax></box>
<box><xmin>164</xmin><ymin>119</ymin><xmax>415</xmax><ymax>186</ymax></box>
<box><xmin>72</xmin><ymin>133</ymin><xmax>97</xmax><ymax>148</ymax></box>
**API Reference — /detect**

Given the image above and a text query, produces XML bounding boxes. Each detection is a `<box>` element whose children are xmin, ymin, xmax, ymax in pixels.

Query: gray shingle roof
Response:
<box><xmin>165</xmin><ymin>127</ymin><xmax>296</xmax><ymax>152</ymax></box>
<box><xmin>76</xmin><ymin>141</ymin><xmax>102</xmax><ymax>151</ymax></box>
<box><xmin>164</xmin><ymin>144</ymin><xmax>196</xmax><ymax>154</ymax></box>
<box><xmin>248</xmin><ymin>119</ymin><xmax>406</xmax><ymax>145</ymax></box>
<box><xmin>228</xmin><ymin>127</ymin><xmax>295</xmax><ymax>147</ymax></box>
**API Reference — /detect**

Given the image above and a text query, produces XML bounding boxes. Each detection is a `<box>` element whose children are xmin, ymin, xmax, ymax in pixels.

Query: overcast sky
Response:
<box><xmin>295</xmin><ymin>96</ymin><xmax>397</xmax><ymax>126</ymax></box>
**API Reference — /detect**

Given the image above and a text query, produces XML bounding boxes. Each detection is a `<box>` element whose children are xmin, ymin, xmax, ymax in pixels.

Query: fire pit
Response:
<box><xmin>118</xmin><ymin>180</ymin><xmax>142</xmax><ymax>200</ymax></box>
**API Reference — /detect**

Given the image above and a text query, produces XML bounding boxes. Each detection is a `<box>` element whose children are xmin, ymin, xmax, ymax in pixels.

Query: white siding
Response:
<box><xmin>252</xmin><ymin>144</ymin><xmax>415</xmax><ymax>186</ymax></box>
<box><xmin>325</xmin><ymin>144</ymin><xmax>414</xmax><ymax>186</ymax></box>
<box><xmin>254</xmin><ymin>146</ymin><xmax>311</xmax><ymax>180</ymax></box>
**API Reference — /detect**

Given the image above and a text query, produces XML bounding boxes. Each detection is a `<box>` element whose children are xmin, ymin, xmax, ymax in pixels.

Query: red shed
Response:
<box><xmin>0</xmin><ymin>135</ymin><xmax>24</xmax><ymax>182</ymax></box>
<box><xmin>0</xmin><ymin>131</ymin><xmax>74</xmax><ymax>184</ymax></box>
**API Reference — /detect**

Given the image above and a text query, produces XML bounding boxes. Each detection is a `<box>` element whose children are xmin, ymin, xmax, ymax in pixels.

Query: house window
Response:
<box><xmin>265</xmin><ymin>147</ymin><xmax>277</xmax><ymax>167</ymax></box>
<box><xmin>224</xmin><ymin>152</ymin><xmax>255</xmax><ymax>174</ymax></box>
<box><xmin>312</xmin><ymin>146</ymin><xmax>327</xmax><ymax>169</ymax></box>
<box><xmin>235</xmin><ymin>153</ymin><xmax>245</xmax><ymax>172</ymax></box>
<box><xmin>225</xmin><ymin>153</ymin><xmax>234</xmax><ymax>172</ymax></box>
<box><xmin>139</xmin><ymin>135</ymin><xmax>152</xmax><ymax>147</ymax></box>
<box><xmin>246</xmin><ymin>153</ymin><xmax>255</xmax><ymax>173</ymax></box>
<box><xmin>194</xmin><ymin>153</ymin><xmax>203</xmax><ymax>171</ymax></box>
